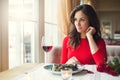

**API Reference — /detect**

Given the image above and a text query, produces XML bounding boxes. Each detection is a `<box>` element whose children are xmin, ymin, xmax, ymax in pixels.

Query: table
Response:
<box><xmin>0</xmin><ymin>63</ymin><xmax>120</xmax><ymax>80</ymax></box>
<box><xmin>0</xmin><ymin>63</ymin><xmax>38</xmax><ymax>80</ymax></box>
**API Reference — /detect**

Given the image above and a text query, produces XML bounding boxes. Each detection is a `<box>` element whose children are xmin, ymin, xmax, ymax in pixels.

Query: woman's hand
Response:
<box><xmin>66</xmin><ymin>56</ymin><xmax>80</xmax><ymax>64</ymax></box>
<box><xmin>86</xmin><ymin>26</ymin><xmax>96</xmax><ymax>37</ymax></box>
<box><xmin>86</xmin><ymin>26</ymin><xmax>99</xmax><ymax>54</ymax></box>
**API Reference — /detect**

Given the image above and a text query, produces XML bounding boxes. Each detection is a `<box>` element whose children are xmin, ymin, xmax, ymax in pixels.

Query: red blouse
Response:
<box><xmin>60</xmin><ymin>36</ymin><xmax>107</xmax><ymax>66</ymax></box>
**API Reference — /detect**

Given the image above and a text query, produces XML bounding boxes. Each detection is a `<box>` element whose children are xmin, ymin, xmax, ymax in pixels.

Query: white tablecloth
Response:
<box><xmin>12</xmin><ymin>64</ymin><xmax>120</xmax><ymax>80</ymax></box>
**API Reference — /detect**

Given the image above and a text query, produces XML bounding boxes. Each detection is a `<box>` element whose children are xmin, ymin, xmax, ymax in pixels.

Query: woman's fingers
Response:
<box><xmin>86</xmin><ymin>26</ymin><xmax>96</xmax><ymax>35</ymax></box>
<box><xmin>66</xmin><ymin>56</ymin><xmax>80</xmax><ymax>64</ymax></box>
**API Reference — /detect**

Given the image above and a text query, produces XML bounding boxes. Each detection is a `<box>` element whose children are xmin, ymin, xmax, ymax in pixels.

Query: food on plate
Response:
<box><xmin>52</xmin><ymin>64</ymin><xmax>78</xmax><ymax>71</ymax></box>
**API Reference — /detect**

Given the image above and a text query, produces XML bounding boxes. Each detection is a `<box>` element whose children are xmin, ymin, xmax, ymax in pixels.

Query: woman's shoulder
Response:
<box><xmin>63</xmin><ymin>35</ymin><xmax>70</xmax><ymax>41</ymax></box>
<box><xmin>98</xmin><ymin>38</ymin><xmax>105</xmax><ymax>42</ymax></box>
<box><xmin>62</xmin><ymin>35</ymin><xmax>70</xmax><ymax>44</ymax></box>
<box><xmin>97</xmin><ymin>38</ymin><xmax>106</xmax><ymax>45</ymax></box>
<box><xmin>63</xmin><ymin>35</ymin><xmax>72</xmax><ymax>48</ymax></box>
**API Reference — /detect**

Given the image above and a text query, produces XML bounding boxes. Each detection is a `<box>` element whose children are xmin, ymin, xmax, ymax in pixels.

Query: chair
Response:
<box><xmin>47</xmin><ymin>46</ymin><xmax>62</xmax><ymax>63</ymax></box>
<box><xmin>106</xmin><ymin>45</ymin><xmax>120</xmax><ymax>62</ymax></box>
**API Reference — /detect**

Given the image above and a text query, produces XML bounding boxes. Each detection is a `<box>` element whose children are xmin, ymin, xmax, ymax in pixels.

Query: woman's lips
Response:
<box><xmin>77</xmin><ymin>26</ymin><xmax>82</xmax><ymax>30</ymax></box>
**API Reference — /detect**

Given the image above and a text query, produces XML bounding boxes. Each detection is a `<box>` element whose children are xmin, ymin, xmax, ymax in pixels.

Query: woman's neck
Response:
<box><xmin>80</xmin><ymin>33</ymin><xmax>86</xmax><ymax>39</ymax></box>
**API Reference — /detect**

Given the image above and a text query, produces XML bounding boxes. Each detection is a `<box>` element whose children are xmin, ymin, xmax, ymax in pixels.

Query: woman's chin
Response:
<box><xmin>77</xmin><ymin>30</ymin><xmax>82</xmax><ymax>33</ymax></box>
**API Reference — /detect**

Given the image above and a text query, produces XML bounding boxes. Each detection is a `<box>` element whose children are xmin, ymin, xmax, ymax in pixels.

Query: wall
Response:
<box><xmin>96</xmin><ymin>0</ymin><xmax>120</xmax><ymax>39</ymax></box>
<box><xmin>98</xmin><ymin>11</ymin><xmax>120</xmax><ymax>37</ymax></box>
<box><xmin>0</xmin><ymin>1</ymin><xmax>2</xmax><ymax>71</ymax></box>
<box><xmin>38</xmin><ymin>0</ymin><xmax>44</xmax><ymax>63</ymax></box>
<box><xmin>0</xmin><ymin>0</ymin><xmax>8</xmax><ymax>72</ymax></box>
<box><xmin>96</xmin><ymin>0</ymin><xmax>120</xmax><ymax>11</ymax></box>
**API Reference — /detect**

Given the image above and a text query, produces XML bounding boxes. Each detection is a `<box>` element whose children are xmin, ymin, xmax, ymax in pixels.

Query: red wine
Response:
<box><xmin>42</xmin><ymin>46</ymin><xmax>53</xmax><ymax>52</ymax></box>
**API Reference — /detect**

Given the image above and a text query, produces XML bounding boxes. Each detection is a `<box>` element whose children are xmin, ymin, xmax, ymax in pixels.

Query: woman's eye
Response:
<box><xmin>80</xmin><ymin>18</ymin><xmax>86</xmax><ymax>22</ymax></box>
<box><xmin>74</xmin><ymin>18</ymin><xmax>77</xmax><ymax>21</ymax></box>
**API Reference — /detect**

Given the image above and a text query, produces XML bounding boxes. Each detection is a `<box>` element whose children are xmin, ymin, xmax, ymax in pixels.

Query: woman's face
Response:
<box><xmin>74</xmin><ymin>11</ymin><xmax>89</xmax><ymax>34</ymax></box>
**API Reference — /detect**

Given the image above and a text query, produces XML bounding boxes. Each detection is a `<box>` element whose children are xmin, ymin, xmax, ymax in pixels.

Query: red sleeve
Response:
<box><xmin>60</xmin><ymin>36</ymin><xmax>69</xmax><ymax>64</ymax></box>
<box><xmin>93</xmin><ymin>39</ymin><xmax>107</xmax><ymax>65</ymax></box>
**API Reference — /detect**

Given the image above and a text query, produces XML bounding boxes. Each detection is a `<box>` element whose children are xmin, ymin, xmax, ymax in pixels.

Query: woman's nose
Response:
<box><xmin>76</xmin><ymin>21</ymin><xmax>80</xmax><ymax>26</ymax></box>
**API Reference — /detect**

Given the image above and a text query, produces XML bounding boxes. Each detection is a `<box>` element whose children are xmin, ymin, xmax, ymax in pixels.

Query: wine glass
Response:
<box><xmin>41</xmin><ymin>36</ymin><xmax>53</xmax><ymax>63</ymax></box>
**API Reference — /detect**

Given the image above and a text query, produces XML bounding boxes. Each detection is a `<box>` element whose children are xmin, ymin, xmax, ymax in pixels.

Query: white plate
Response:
<box><xmin>43</xmin><ymin>64</ymin><xmax>84</xmax><ymax>74</ymax></box>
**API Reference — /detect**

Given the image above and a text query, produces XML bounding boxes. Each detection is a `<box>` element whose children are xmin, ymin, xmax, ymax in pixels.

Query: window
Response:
<box><xmin>9</xmin><ymin>0</ymin><xmax>39</xmax><ymax>69</ymax></box>
<box><xmin>44</xmin><ymin>0</ymin><xmax>61</xmax><ymax>46</ymax></box>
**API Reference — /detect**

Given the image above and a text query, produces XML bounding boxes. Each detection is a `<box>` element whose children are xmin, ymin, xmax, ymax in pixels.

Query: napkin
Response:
<box><xmin>97</xmin><ymin>63</ymin><xmax>118</xmax><ymax>76</ymax></box>
<box><xmin>97</xmin><ymin>57</ymin><xmax>120</xmax><ymax>76</ymax></box>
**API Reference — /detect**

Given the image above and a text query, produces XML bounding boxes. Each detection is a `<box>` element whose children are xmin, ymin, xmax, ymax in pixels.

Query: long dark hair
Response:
<box><xmin>69</xmin><ymin>4</ymin><xmax>101</xmax><ymax>48</ymax></box>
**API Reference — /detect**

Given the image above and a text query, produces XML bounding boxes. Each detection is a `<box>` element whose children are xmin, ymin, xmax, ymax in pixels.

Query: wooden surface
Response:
<box><xmin>0</xmin><ymin>63</ymin><xmax>39</xmax><ymax>80</ymax></box>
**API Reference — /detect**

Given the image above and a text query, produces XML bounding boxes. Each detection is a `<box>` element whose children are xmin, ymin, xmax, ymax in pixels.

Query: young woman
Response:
<box><xmin>60</xmin><ymin>4</ymin><xmax>107</xmax><ymax>66</ymax></box>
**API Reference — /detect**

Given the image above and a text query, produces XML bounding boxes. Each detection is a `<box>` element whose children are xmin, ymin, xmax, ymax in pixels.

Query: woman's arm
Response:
<box><xmin>86</xmin><ymin>27</ymin><xmax>107</xmax><ymax>65</ymax></box>
<box><xmin>92</xmin><ymin>39</ymin><xmax>107</xmax><ymax>65</ymax></box>
<box><xmin>86</xmin><ymin>27</ymin><xmax>98</xmax><ymax>54</ymax></box>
